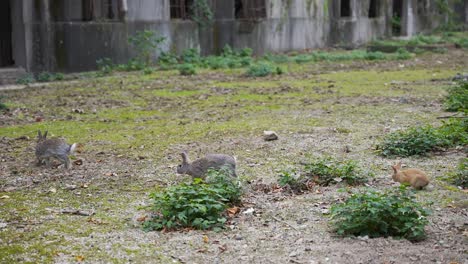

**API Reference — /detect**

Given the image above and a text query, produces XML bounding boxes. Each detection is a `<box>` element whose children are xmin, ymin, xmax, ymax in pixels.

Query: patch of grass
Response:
<box><xmin>444</xmin><ymin>81</ymin><xmax>468</xmax><ymax>112</ymax></box>
<box><xmin>143</xmin><ymin>169</ymin><xmax>242</xmax><ymax>231</ymax></box>
<box><xmin>377</xmin><ymin>119</ymin><xmax>467</xmax><ymax>157</ymax></box>
<box><xmin>330</xmin><ymin>186</ymin><xmax>431</xmax><ymax>241</ymax></box>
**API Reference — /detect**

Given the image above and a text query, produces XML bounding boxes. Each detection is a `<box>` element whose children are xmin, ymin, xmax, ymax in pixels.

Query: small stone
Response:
<box><xmin>234</xmin><ymin>235</ymin><xmax>243</xmax><ymax>240</ymax></box>
<box><xmin>242</xmin><ymin>208</ymin><xmax>255</xmax><ymax>215</ymax></box>
<box><xmin>64</xmin><ymin>184</ymin><xmax>77</xmax><ymax>190</ymax></box>
<box><xmin>0</xmin><ymin>223</ymin><xmax>7</xmax><ymax>229</ymax></box>
<box><xmin>263</xmin><ymin>131</ymin><xmax>278</xmax><ymax>141</ymax></box>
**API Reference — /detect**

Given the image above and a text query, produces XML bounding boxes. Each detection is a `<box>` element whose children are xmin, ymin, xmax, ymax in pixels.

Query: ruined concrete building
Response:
<box><xmin>1</xmin><ymin>0</ymin><xmax>467</xmax><ymax>73</ymax></box>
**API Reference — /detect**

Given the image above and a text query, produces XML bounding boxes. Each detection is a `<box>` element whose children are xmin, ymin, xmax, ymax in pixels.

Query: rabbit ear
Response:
<box><xmin>37</xmin><ymin>130</ymin><xmax>42</xmax><ymax>139</ymax></box>
<box><xmin>180</xmin><ymin>151</ymin><xmax>189</xmax><ymax>164</ymax></box>
<box><xmin>44</xmin><ymin>131</ymin><xmax>48</xmax><ymax>139</ymax></box>
<box><xmin>391</xmin><ymin>165</ymin><xmax>398</xmax><ymax>173</ymax></box>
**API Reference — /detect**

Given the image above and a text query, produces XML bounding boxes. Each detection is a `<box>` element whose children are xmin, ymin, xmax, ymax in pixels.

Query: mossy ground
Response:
<box><xmin>0</xmin><ymin>47</ymin><xmax>467</xmax><ymax>263</ymax></box>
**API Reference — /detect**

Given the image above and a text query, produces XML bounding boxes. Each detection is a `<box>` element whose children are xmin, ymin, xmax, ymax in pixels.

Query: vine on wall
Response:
<box><xmin>191</xmin><ymin>0</ymin><xmax>213</xmax><ymax>28</ymax></box>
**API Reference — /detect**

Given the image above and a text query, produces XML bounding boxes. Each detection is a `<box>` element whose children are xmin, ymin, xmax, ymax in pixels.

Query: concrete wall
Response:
<box><xmin>8</xmin><ymin>0</ymin><xmax>466</xmax><ymax>73</ymax></box>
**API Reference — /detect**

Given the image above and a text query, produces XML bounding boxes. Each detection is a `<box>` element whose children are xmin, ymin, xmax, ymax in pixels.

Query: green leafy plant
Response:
<box><xmin>377</xmin><ymin>119</ymin><xmax>467</xmax><ymax>157</ymax></box>
<box><xmin>330</xmin><ymin>186</ymin><xmax>431</xmax><ymax>241</ymax></box>
<box><xmin>35</xmin><ymin>72</ymin><xmax>65</xmax><ymax>82</ymax></box>
<box><xmin>444</xmin><ymin>81</ymin><xmax>468</xmax><ymax>112</ymax></box>
<box><xmin>158</xmin><ymin>51</ymin><xmax>179</xmax><ymax>66</ymax></box>
<box><xmin>246</xmin><ymin>62</ymin><xmax>276</xmax><ymax>77</ymax></box>
<box><xmin>128</xmin><ymin>30</ymin><xmax>166</xmax><ymax>66</ymax></box>
<box><xmin>116</xmin><ymin>59</ymin><xmax>146</xmax><ymax>71</ymax></box>
<box><xmin>178</xmin><ymin>63</ymin><xmax>197</xmax><ymax>75</ymax></box>
<box><xmin>303</xmin><ymin>156</ymin><xmax>369</xmax><ymax>186</ymax></box>
<box><xmin>191</xmin><ymin>0</ymin><xmax>214</xmax><ymax>28</ymax></box>
<box><xmin>143</xmin><ymin>67</ymin><xmax>154</xmax><ymax>75</ymax></box>
<box><xmin>181</xmin><ymin>48</ymin><xmax>201</xmax><ymax>64</ymax></box>
<box><xmin>96</xmin><ymin>57</ymin><xmax>114</xmax><ymax>75</ymax></box>
<box><xmin>278</xmin><ymin>169</ymin><xmax>306</xmax><ymax>191</ymax></box>
<box><xmin>16</xmin><ymin>74</ymin><xmax>35</xmax><ymax>85</ymax></box>
<box><xmin>0</xmin><ymin>96</ymin><xmax>8</xmax><ymax>111</ymax></box>
<box><xmin>143</xmin><ymin>169</ymin><xmax>241</xmax><ymax>231</ymax></box>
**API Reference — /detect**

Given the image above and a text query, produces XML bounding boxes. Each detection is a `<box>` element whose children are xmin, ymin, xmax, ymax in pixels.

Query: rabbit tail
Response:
<box><xmin>69</xmin><ymin>143</ymin><xmax>77</xmax><ymax>154</ymax></box>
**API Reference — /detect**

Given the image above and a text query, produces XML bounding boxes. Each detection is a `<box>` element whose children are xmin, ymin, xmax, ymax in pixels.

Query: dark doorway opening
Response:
<box><xmin>340</xmin><ymin>0</ymin><xmax>351</xmax><ymax>17</ymax></box>
<box><xmin>392</xmin><ymin>0</ymin><xmax>403</xmax><ymax>35</ymax></box>
<box><xmin>170</xmin><ymin>0</ymin><xmax>194</xmax><ymax>20</ymax></box>
<box><xmin>0</xmin><ymin>0</ymin><xmax>14</xmax><ymax>67</ymax></box>
<box><xmin>235</xmin><ymin>0</ymin><xmax>267</xmax><ymax>20</ymax></box>
<box><xmin>369</xmin><ymin>0</ymin><xmax>379</xmax><ymax>18</ymax></box>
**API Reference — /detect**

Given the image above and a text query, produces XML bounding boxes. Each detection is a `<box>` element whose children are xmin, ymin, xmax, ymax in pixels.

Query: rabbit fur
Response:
<box><xmin>177</xmin><ymin>151</ymin><xmax>237</xmax><ymax>178</ymax></box>
<box><xmin>35</xmin><ymin>130</ymin><xmax>77</xmax><ymax>169</ymax></box>
<box><xmin>391</xmin><ymin>161</ymin><xmax>429</xmax><ymax>190</ymax></box>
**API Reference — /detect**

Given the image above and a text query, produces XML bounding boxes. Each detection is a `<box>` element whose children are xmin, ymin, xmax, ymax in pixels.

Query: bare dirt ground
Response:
<box><xmin>0</xmin><ymin>49</ymin><xmax>467</xmax><ymax>264</ymax></box>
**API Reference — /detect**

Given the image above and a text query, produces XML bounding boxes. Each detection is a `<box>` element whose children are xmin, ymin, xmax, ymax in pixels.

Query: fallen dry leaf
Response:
<box><xmin>219</xmin><ymin>244</ymin><xmax>227</xmax><ymax>253</ymax></box>
<box><xmin>136</xmin><ymin>215</ymin><xmax>147</xmax><ymax>222</ymax></box>
<box><xmin>73</xmin><ymin>159</ymin><xmax>83</xmax><ymax>166</ymax></box>
<box><xmin>227</xmin><ymin>207</ymin><xmax>240</xmax><ymax>217</ymax></box>
<box><xmin>0</xmin><ymin>195</ymin><xmax>10</xmax><ymax>199</ymax></box>
<box><xmin>75</xmin><ymin>255</ymin><xmax>85</xmax><ymax>262</ymax></box>
<box><xmin>202</xmin><ymin>235</ymin><xmax>209</xmax><ymax>243</ymax></box>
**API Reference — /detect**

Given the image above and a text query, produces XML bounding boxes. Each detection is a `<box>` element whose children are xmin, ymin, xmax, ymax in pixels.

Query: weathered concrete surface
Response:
<box><xmin>5</xmin><ymin>0</ymin><xmax>465</xmax><ymax>73</ymax></box>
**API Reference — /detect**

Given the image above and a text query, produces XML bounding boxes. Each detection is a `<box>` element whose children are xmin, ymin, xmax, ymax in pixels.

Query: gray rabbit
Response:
<box><xmin>176</xmin><ymin>151</ymin><xmax>237</xmax><ymax>179</ymax></box>
<box><xmin>35</xmin><ymin>130</ymin><xmax>77</xmax><ymax>169</ymax></box>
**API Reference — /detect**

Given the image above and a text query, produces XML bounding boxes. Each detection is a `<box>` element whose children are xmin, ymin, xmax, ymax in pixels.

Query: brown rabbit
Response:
<box><xmin>391</xmin><ymin>161</ymin><xmax>429</xmax><ymax>190</ymax></box>
<box><xmin>35</xmin><ymin>130</ymin><xmax>77</xmax><ymax>169</ymax></box>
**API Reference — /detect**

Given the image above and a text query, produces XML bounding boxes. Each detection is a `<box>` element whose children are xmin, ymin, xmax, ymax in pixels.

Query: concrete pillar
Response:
<box><xmin>39</xmin><ymin>0</ymin><xmax>55</xmax><ymax>71</ymax></box>
<box><xmin>118</xmin><ymin>0</ymin><xmax>128</xmax><ymax>22</ymax></box>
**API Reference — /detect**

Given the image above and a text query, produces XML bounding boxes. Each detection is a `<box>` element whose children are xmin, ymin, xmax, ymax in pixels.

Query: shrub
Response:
<box><xmin>143</xmin><ymin>169</ymin><xmax>241</xmax><ymax>231</ymax></box>
<box><xmin>128</xmin><ymin>30</ymin><xmax>166</xmax><ymax>66</ymax></box>
<box><xmin>181</xmin><ymin>48</ymin><xmax>201</xmax><ymax>64</ymax></box>
<box><xmin>378</xmin><ymin>125</ymin><xmax>444</xmax><ymax>157</ymax></box>
<box><xmin>444</xmin><ymin>81</ymin><xmax>468</xmax><ymax>112</ymax></box>
<box><xmin>303</xmin><ymin>156</ymin><xmax>369</xmax><ymax>186</ymax></box>
<box><xmin>395</xmin><ymin>48</ymin><xmax>412</xmax><ymax>60</ymax></box>
<box><xmin>377</xmin><ymin>119</ymin><xmax>467</xmax><ymax>157</ymax></box>
<box><xmin>178</xmin><ymin>63</ymin><xmax>197</xmax><ymax>75</ymax></box>
<box><xmin>158</xmin><ymin>51</ymin><xmax>179</xmax><ymax>65</ymax></box>
<box><xmin>246</xmin><ymin>62</ymin><xmax>275</xmax><ymax>77</ymax></box>
<box><xmin>364</xmin><ymin>51</ymin><xmax>386</xmax><ymax>60</ymax></box>
<box><xmin>437</xmin><ymin>118</ymin><xmax>468</xmax><ymax>146</ymax></box>
<box><xmin>330</xmin><ymin>186</ymin><xmax>430</xmax><ymax>241</ymax></box>
<box><xmin>239</xmin><ymin>47</ymin><xmax>253</xmax><ymax>57</ymax></box>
